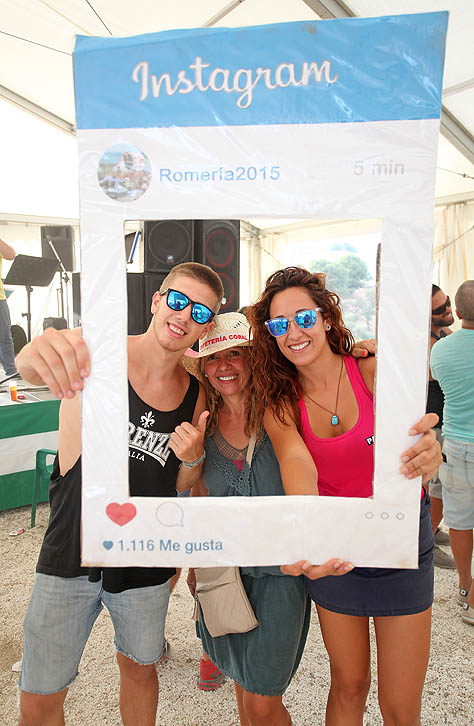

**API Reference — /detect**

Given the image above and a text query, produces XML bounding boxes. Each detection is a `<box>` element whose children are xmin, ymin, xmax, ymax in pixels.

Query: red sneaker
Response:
<box><xmin>198</xmin><ymin>657</ymin><xmax>225</xmax><ymax>691</ymax></box>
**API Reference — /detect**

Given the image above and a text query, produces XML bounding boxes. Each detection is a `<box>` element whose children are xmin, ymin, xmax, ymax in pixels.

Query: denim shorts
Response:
<box><xmin>439</xmin><ymin>438</ymin><xmax>474</xmax><ymax>530</ymax></box>
<box><xmin>19</xmin><ymin>574</ymin><xmax>170</xmax><ymax>695</ymax></box>
<box><xmin>305</xmin><ymin>493</ymin><xmax>434</xmax><ymax>617</ymax></box>
<box><xmin>426</xmin><ymin>428</ymin><xmax>443</xmax><ymax>500</ymax></box>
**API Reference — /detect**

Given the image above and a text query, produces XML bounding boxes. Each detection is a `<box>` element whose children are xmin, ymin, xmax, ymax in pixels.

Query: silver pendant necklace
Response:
<box><xmin>304</xmin><ymin>355</ymin><xmax>344</xmax><ymax>426</ymax></box>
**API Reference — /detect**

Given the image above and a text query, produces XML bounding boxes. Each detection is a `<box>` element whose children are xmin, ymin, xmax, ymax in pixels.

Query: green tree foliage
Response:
<box><xmin>309</xmin><ymin>254</ymin><xmax>375</xmax><ymax>338</ymax></box>
<box><xmin>341</xmin><ymin>254</ymin><xmax>370</xmax><ymax>295</ymax></box>
<box><xmin>310</xmin><ymin>259</ymin><xmax>350</xmax><ymax>297</ymax></box>
<box><xmin>342</xmin><ymin>288</ymin><xmax>376</xmax><ymax>340</ymax></box>
<box><xmin>309</xmin><ymin>254</ymin><xmax>370</xmax><ymax>299</ymax></box>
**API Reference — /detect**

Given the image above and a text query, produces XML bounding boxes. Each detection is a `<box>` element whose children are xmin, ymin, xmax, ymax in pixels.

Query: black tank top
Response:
<box><xmin>426</xmin><ymin>330</ymin><xmax>447</xmax><ymax>425</ymax></box>
<box><xmin>36</xmin><ymin>375</ymin><xmax>199</xmax><ymax>592</ymax></box>
<box><xmin>426</xmin><ymin>380</ymin><xmax>444</xmax><ymax>425</ymax></box>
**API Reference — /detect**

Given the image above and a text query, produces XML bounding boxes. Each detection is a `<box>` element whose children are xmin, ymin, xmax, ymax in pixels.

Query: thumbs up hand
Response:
<box><xmin>170</xmin><ymin>410</ymin><xmax>209</xmax><ymax>466</ymax></box>
<box><xmin>195</xmin><ymin>410</ymin><xmax>209</xmax><ymax>434</ymax></box>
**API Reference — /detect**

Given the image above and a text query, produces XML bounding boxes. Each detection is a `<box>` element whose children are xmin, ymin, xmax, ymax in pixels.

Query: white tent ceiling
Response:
<box><xmin>1</xmin><ymin>0</ymin><xmax>473</xmax><ymax>221</ymax></box>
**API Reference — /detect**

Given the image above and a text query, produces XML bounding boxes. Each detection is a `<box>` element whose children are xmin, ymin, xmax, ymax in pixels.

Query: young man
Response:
<box><xmin>431</xmin><ymin>280</ymin><xmax>474</xmax><ymax>624</ymax></box>
<box><xmin>16</xmin><ymin>262</ymin><xmax>223</xmax><ymax>726</ymax></box>
<box><xmin>427</xmin><ymin>284</ymin><xmax>456</xmax><ymax>569</ymax></box>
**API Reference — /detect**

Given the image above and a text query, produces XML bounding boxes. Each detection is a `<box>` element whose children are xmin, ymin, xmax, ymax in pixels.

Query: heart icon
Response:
<box><xmin>103</xmin><ymin>540</ymin><xmax>113</xmax><ymax>550</ymax></box>
<box><xmin>106</xmin><ymin>502</ymin><xmax>137</xmax><ymax>526</ymax></box>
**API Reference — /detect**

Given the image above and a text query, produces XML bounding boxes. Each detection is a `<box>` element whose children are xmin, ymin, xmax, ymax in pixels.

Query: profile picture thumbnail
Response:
<box><xmin>97</xmin><ymin>143</ymin><xmax>152</xmax><ymax>202</ymax></box>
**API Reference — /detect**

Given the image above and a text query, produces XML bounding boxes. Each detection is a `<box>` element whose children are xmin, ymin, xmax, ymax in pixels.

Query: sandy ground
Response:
<box><xmin>1</xmin><ymin>503</ymin><xmax>472</xmax><ymax>725</ymax></box>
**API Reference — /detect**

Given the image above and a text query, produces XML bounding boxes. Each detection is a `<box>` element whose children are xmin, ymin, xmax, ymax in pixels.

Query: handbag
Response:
<box><xmin>193</xmin><ymin>434</ymin><xmax>259</xmax><ymax>638</ymax></box>
<box><xmin>193</xmin><ymin>565</ymin><xmax>258</xmax><ymax>637</ymax></box>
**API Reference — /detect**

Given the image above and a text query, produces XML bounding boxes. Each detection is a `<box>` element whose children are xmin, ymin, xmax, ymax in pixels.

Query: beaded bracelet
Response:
<box><xmin>180</xmin><ymin>450</ymin><xmax>206</xmax><ymax>468</ymax></box>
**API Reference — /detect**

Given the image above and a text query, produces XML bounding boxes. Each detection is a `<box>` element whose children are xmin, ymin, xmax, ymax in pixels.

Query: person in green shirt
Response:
<box><xmin>430</xmin><ymin>280</ymin><xmax>474</xmax><ymax>625</ymax></box>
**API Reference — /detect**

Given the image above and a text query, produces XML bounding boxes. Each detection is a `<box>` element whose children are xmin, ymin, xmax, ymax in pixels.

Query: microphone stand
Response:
<box><xmin>47</xmin><ymin>239</ymin><xmax>70</xmax><ymax>326</ymax></box>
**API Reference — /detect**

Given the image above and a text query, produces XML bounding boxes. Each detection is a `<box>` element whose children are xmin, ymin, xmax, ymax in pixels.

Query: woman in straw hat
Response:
<box><xmin>177</xmin><ymin>311</ymin><xmax>422</xmax><ymax>725</ymax></box>
<box><xmin>181</xmin><ymin>312</ymin><xmax>317</xmax><ymax>725</ymax></box>
<box><xmin>248</xmin><ymin>267</ymin><xmax>441</xmax><ymax>726</ymax></box>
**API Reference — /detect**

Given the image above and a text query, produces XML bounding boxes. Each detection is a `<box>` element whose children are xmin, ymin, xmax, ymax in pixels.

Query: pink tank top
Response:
<box><xmin>298</xmin><ymin>356</ymin><xmax>374</xmax><ymax>498</ymax></box>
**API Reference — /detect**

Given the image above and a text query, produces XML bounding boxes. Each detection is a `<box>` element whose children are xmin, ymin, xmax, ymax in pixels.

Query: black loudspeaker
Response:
<box><xmin>196</xmin><ymin>220</ymin><xmax>240</xmax><ymax>311</ymax></box>
<box><xmin>143</xmin><ymin>220</ymin><xmax>194</xmax><ymax>273</ymax></box>
<box><xmin>126</xmin><ymin>274</ymin><xmax>147</xmax><ymax>335</ymax></box>
<box><xmin>11</xmin><ymin>325</ymin><xmax>27</xmax><ymax>355</ymax></box>
<box><xmin>143</xmin><ymin>273</ymin><xmax>167</xmax><ymax>328</ymax></box>
<box><xmin>71</xmin><ymin>272</ymin><xmax>165</xmax><ymax>335</ymax></box>
<box><xmin>43</xmin><ymin>317</ymin><xmax>68</xmax><ymax>331</ymax></box>
<box><xmin>41</xmin><ymin>226</ymin><xmax>75</xmax><ymax>271</ymax></box>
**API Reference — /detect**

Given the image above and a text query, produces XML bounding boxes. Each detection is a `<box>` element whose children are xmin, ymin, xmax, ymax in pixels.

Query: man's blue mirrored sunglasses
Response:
<box><xmin>161</xmin><ymin>288</ymin><xmax>215</xmax><ymax>325</ymax></box>
<box><xmin>265</xmin><ymin>308</ymin><xmax>322</xmax><ymax>337</ymax></box>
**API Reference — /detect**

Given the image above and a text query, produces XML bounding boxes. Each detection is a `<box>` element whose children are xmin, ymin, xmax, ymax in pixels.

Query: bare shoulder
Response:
<box><xmin>0</xmin><ymin>238</ymin><xmax>16</xmax><ymax>260</ymax></box>
<box><xmin>357</xmin><ymin>354</ymin><xmax>376</xmax><ymax>394</ymax></box>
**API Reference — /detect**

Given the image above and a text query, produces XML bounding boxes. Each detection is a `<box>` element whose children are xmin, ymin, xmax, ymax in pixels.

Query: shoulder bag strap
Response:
<box><xmin>246</xmin><ymin>433</ymin><xmax>257</xmax><ymax>467</ymax></box>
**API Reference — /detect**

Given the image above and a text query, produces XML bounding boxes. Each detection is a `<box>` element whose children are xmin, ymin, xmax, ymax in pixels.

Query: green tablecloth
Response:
<box><xmin>0</xmin><ymin>399</ymin><xmax>59</xmax><ymax>510</ymax></box>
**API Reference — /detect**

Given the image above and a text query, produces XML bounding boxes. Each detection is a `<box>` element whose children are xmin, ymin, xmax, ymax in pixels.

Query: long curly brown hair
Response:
<box><xmin>248</xmin><ymin>266</ymin><xmax>354</xmax><ymax>430</ymax></box>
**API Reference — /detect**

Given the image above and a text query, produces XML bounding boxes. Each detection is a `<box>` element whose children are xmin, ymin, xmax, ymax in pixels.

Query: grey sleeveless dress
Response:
<box><xmin>196</xmin><ymin>430</ymin><xmax>311</xmax><ymax>696</ymax></box>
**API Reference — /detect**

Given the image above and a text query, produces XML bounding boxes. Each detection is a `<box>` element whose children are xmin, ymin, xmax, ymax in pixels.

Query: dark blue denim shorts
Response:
<box><xmin>305</xmin><ymin>493</ymin><xmax>434</xmax><ymax>617</ymax></box>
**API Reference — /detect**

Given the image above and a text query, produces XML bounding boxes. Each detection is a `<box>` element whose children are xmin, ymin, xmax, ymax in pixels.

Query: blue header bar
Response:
<box><xmin>73</xmin><ymin>13</ymin><xmax>447</xmax><ymax>130</ymax></box>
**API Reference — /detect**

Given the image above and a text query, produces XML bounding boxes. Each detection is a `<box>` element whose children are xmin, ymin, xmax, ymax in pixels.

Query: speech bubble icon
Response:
<box><xmin>156</xmin><ymin>502</ymin><xmax>184</xmax><ymax>527</ymax></box>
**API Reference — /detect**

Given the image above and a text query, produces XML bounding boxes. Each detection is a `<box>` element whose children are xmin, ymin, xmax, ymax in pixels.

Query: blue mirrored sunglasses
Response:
<box><xmin>265</xmin><ymin>308</ymin><xmax>322</xmax><ymax>337</ymax></box>
<box><xmin>161</xmin><ymin>288</ymin><xmax>215</xmax><ymax>325</ymax></box>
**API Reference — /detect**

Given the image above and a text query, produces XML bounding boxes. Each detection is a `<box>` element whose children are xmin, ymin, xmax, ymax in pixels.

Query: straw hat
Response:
<box><xmin>182</xmin><ymin>312</ymin><xmax>251</xmax><ymax>378</ymax></box>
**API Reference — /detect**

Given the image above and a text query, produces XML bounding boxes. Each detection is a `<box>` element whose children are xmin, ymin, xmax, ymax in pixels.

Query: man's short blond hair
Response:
<box><xmin>160</xmin><ymin>262</ymin><xmax>224</xmax><ymax>312</ymax></box>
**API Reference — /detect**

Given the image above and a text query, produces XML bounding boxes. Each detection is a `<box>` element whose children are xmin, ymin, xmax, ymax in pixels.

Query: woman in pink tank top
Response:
<box><xmin>249</xmin><ymin>267</ymin><xmax>441</xmax><ymax>726</ymax></box>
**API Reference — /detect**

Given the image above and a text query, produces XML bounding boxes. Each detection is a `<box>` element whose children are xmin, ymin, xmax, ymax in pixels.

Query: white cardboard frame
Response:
<box><xmin>75</xmin><ymin>14</ymin><xmax>447</xmax><ymax>568</ymax></box>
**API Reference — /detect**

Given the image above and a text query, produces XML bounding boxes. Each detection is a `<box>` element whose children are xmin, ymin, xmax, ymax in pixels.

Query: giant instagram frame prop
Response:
<box><xmin>74</xmin><ymin>13</ymin><xmax>447</xmax><ymax>568</ymax></box>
